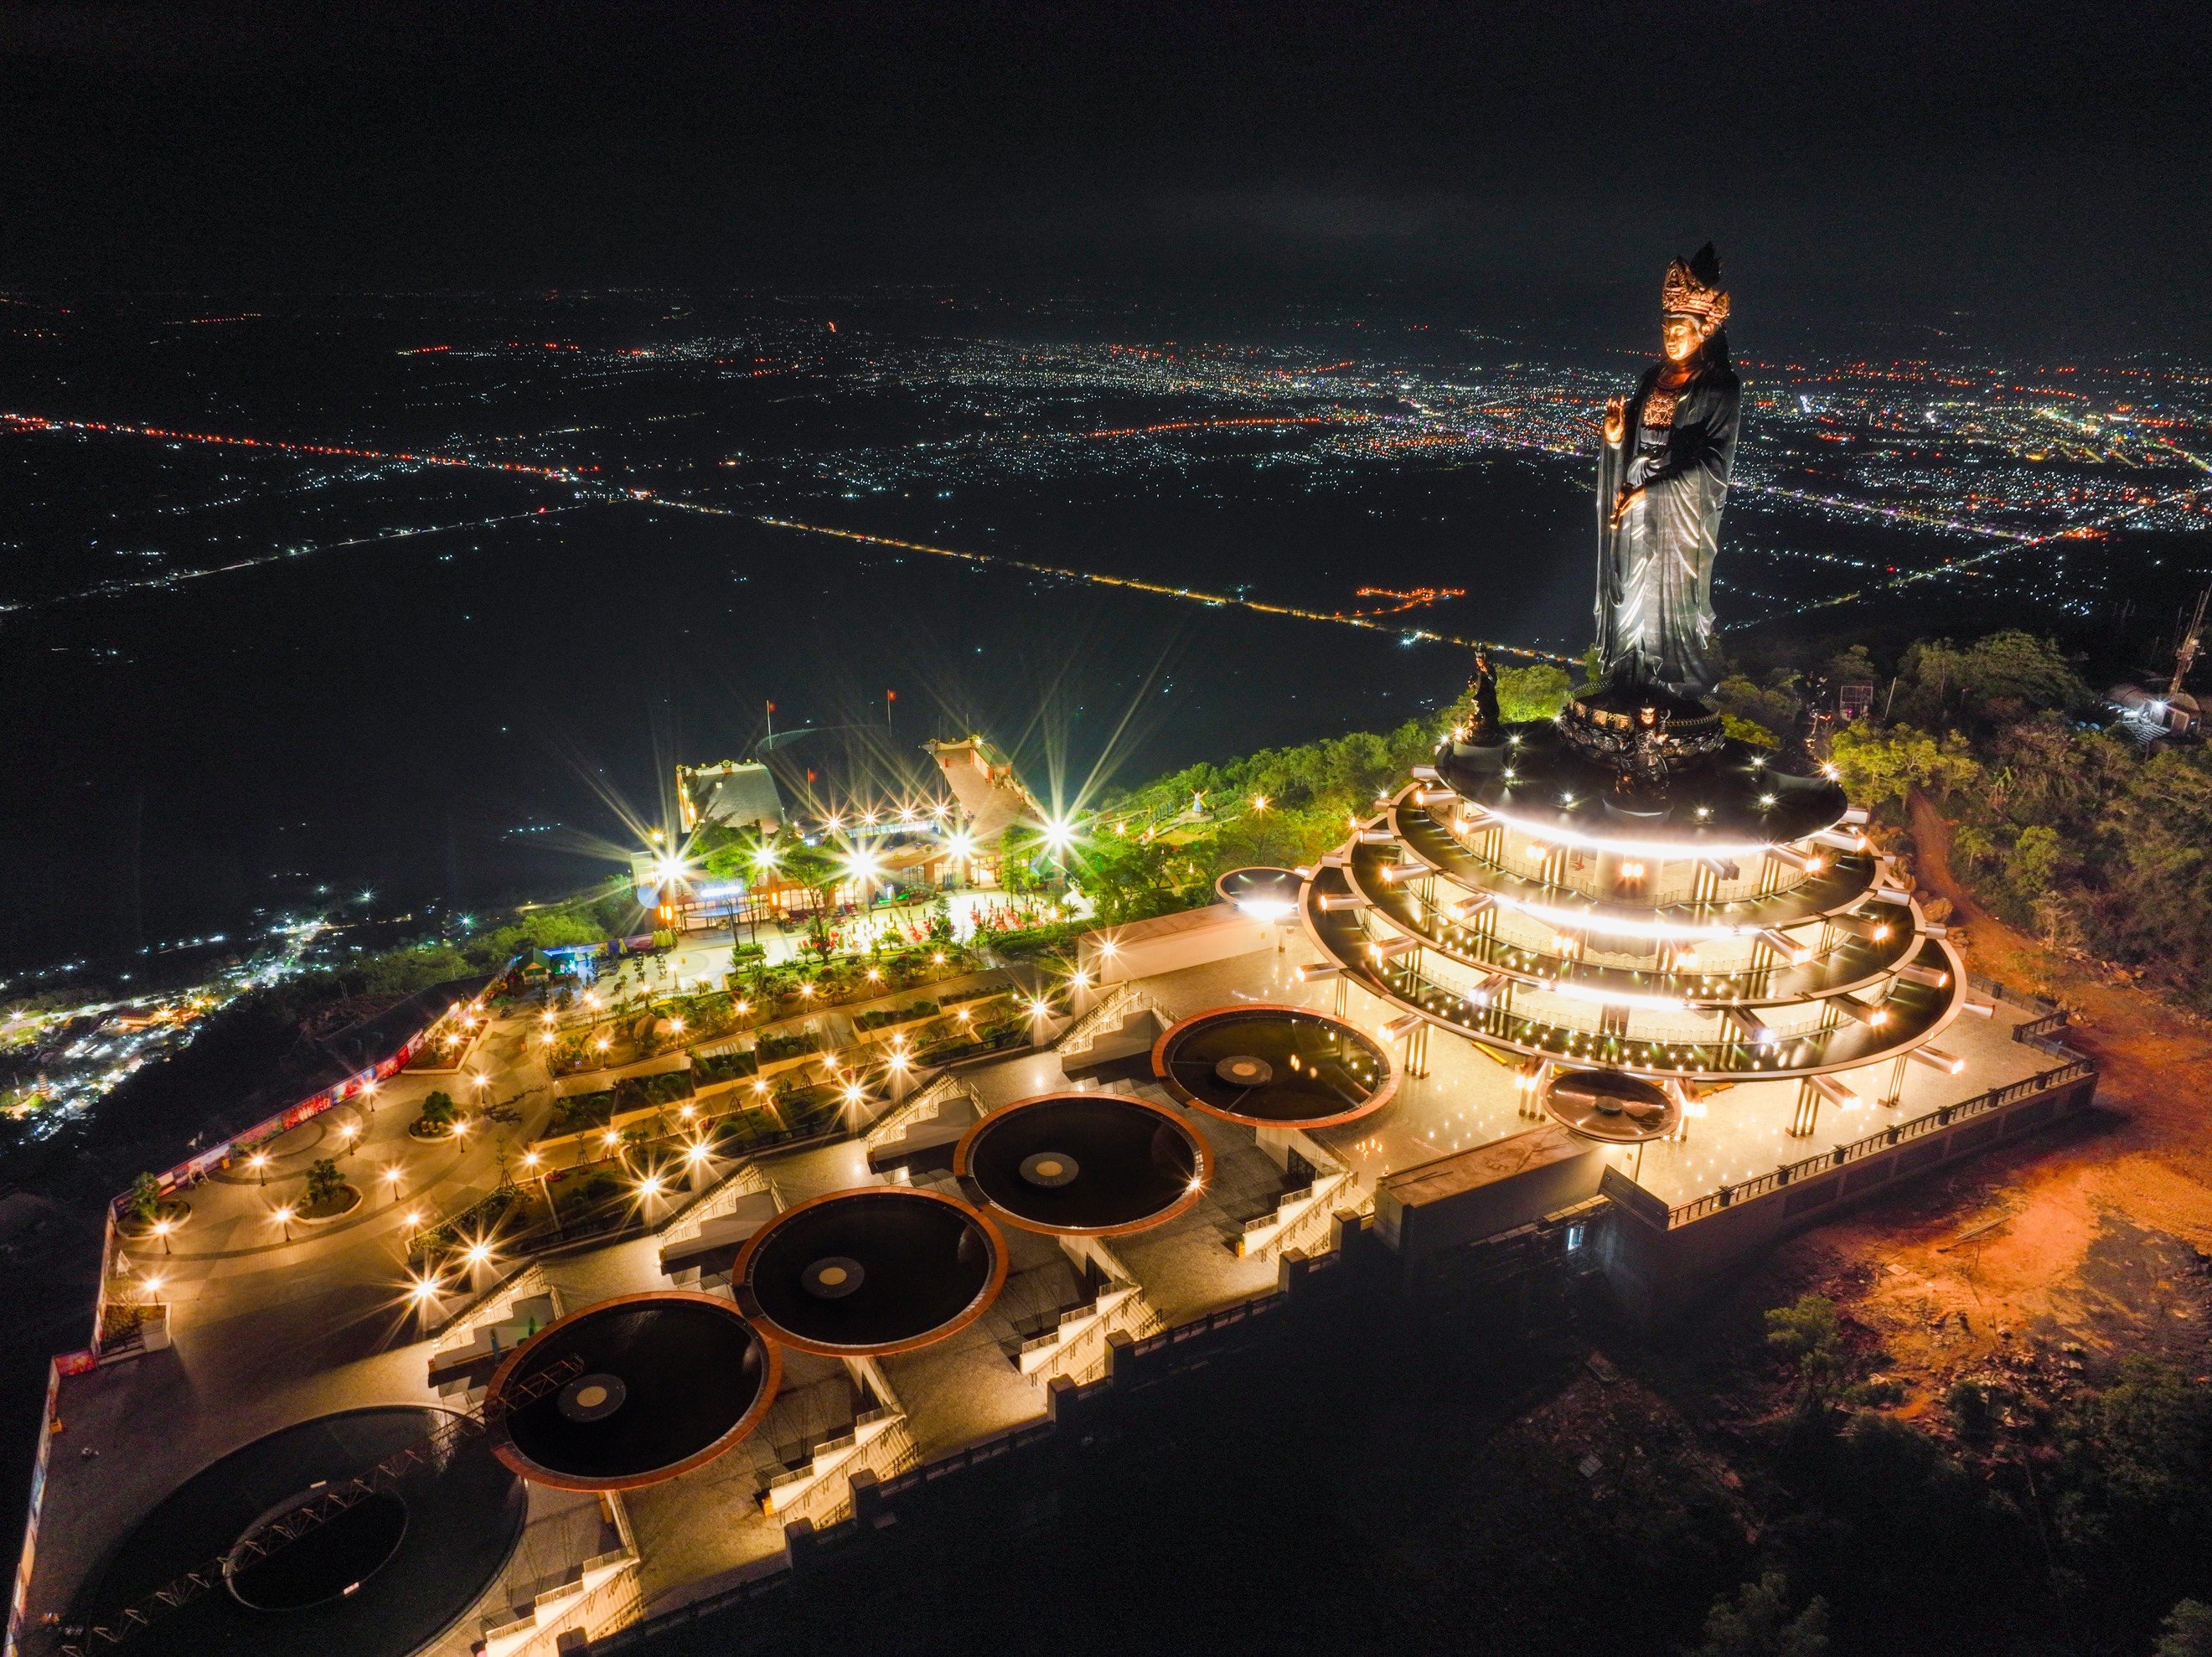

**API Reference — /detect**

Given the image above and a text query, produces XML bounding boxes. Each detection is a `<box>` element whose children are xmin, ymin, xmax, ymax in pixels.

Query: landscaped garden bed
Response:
<box><xmin>692</xmin><ymin>1047</ymin><xmax>762</xmax><ymax>1089</ymax></box>
<box><xmin>543</xmin><ymin>1087</ymin><xmax>617</xmax><ymax>1139</ymax></box>
<box><xmin>540</xmin><ymin>1164</ymin><xmax>635</xmax><ymax>1241</ymax></box>
<box><xmin>939</xmin><ymin>981</ymin><xmax>1010</xmax><ymax>1006</ymax></box>
<box><xmin>911</xmin><ymin>1008</ymin><xmax>1028</xmax><ymax>1066</ymax></box>
<box><xmin>754</xmin><ymin>1028</ymin><xmax>824</xmax><ymax>1072</ymax></box>
<box><xmin>408</xmin><ymin>1183</ymin><xmax>538</xmax><ymax>1277</ymax></box>
<box><xmin>854</xmin><ymin>999</ymin><xmax>940</xmax><ymax>1034</ymax></box>
<box><xmin>612</xmin><ymin>1070</ymin><xmax>695</xmax><ymax>1111</ymax></box>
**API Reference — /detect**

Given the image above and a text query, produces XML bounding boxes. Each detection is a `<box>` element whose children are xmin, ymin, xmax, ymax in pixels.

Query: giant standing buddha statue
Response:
<box><xmin>1296</xmin><ymin>246</ymin><xmax>1974</xmax><ymax>1141</ymax></box>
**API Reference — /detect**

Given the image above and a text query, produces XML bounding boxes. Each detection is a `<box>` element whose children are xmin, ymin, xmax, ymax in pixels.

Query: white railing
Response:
<box><xmin>1057</xmin><ymin>982</ymin><xmax>1160</xmax><ymax>1058</ymax></box>
<box><xmin>863</xmin><ymin>1072</ymin><xmax>982</xmax><ymax>1152</ymax></box>
<box><xmin>762</xmin><ymin>1409</ymin><xmax>916</xmax><ymax>1527</ymax></box>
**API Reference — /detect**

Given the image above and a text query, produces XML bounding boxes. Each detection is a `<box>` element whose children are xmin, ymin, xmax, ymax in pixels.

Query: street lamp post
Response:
<box><xmin>274</xmin><ymin>1205</ymin><xmax>296</xmax><ymax>1242</ymax></box>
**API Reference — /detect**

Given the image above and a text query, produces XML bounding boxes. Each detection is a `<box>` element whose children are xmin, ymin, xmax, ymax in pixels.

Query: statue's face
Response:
<box><xmin>1662</xmin><ymin>314</ymin><xmax>1703</xmax><ymax>362</ymax></box>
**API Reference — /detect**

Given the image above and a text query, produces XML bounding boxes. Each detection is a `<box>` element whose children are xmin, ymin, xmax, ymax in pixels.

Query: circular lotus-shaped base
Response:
<box><xmin>486</xmin><ymin>1292</ymin><xmax>779</xmax><ymax>1492</ymax></box>
<box><xmin>958</xmin><ymin>1092</ymin><xmax>1208</xmax><ymax>1236</ymax></box>
<box><xmin>736</xmin><ymin>1187</ymin><xmax>1007</xmax><ymax>1356</ymax></box>
<box><xmin>1152</xmin><ymin>1004</ymin><xmax>1397</xmax><ymax>1129</ymax></box>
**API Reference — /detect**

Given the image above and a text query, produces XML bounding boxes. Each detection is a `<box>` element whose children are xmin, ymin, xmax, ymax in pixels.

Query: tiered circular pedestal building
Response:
<box><xmin>1297</xmin><ymin>688</ymin><xmax>1970</xmax><ymax>1135</ymax></box>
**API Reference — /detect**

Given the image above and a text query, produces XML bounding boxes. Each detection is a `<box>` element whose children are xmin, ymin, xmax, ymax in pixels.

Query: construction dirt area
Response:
<box><xmin>1643</xmin><ymin>791</ymin><xmax>2212</xmax><ymax>1425</ymax></box>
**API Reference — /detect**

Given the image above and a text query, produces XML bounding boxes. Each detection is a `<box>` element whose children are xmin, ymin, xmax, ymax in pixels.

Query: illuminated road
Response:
<box><xmin>0</xmin><ymin>507</ymin><xmax>587</xmax><ymax>613</ymax></box>
<box><xmin>740</xmin><ymin>516</ymin><xmax>1573</xmax><ymax>663</ymax></box>
<box><xmin>0</xmin><ymin>411</ymin><xmax>591</xmax><ymax>482</ymax></box>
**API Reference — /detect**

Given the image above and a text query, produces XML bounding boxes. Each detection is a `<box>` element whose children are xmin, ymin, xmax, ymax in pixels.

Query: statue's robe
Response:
<box><xmin>1594</xmin><ymin>353</ymin><xmax>1741</xmax><ymax>699</ymax></box>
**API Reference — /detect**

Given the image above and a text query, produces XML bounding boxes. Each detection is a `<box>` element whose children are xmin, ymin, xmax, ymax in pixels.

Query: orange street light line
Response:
<box><xmin>742</xmin><ymin>514</ymin><xmax>1574</xmax><ymax>663</ymax></box>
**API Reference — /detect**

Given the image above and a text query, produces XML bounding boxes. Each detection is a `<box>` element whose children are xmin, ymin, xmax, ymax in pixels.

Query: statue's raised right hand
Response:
<box><xmin>1602</xmin><ymin>395</ymin><xmax>1626</xmax><ymax>446</ymax></box>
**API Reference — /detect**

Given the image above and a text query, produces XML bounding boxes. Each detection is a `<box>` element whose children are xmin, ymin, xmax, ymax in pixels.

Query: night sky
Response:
<box><xmin>4</xmin><ymin>1</ymin><xmax>2210</xmax><ymax>348</ymax></box>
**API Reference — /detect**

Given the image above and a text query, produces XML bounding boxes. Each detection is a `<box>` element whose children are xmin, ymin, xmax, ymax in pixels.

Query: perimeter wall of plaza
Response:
<box><xmin>1593</xmin><ymin>978</ymin><xmax>2094</xmax><ymax>1320</ymax></box>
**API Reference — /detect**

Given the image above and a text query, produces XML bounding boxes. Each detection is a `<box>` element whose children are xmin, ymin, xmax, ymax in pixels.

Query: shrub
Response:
<box><xmin>1765</xmin><ymin>1293</ymin><xmax>1850</xmax><ymax>1406</ymax></box>
<box><xmin>304</xmin><ymin>1158</ymin><xmax>348</xmax><ymax>1210</ymax></box>
<box><xmin>1687</xmin><ymin>1571</ymin><xmax>1830</xmax><ymax>1657</ymax></box>
<box><xmin>757</xmin><ymin>1030</ymin><xmax>821</xmax><ymax>1065</ymax></box>
<box><xmin>692</xmin><ymin>1048</ymin><xmax>761</xmax><ymax>1087</ymax></box>
<box><xmin>545</xmin><ymin>1090</ymin><xmax>615</xmax><ymax>1137</ymax></box>
<box><xmin>1945</xmin><ymin>1380</ymin><xmax>1992</xmax><ymax>1442</ymax></box>
<box><xmin>611</xmin><ymin>1071</ymin><xmax>695</xmax><ymax>1110</ymax></box>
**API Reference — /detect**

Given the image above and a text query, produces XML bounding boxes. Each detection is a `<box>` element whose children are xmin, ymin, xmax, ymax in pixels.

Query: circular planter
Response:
<box><xmin>296</xmin><ymin>1185</ymin><xmax>364</xmax><ymax>1226</ymax></box>
<box><xmin>116</xmin><ymin>1200</ymin><xmax>194</xmax><ymax>1240</ymax></box>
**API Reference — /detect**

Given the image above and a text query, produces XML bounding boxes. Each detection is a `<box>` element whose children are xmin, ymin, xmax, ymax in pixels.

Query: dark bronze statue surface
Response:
<box><xmin>1593</xmin><ymin>244</ymin><xmax>1741</xmax><ymax>699</ymax></box>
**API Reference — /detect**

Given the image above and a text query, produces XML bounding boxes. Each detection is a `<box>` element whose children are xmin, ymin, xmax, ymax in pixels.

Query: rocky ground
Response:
<box><xmin>1770</xmin><ymin>792</ymin><xmax>2212</xmax><ymax>1408</ymax></box>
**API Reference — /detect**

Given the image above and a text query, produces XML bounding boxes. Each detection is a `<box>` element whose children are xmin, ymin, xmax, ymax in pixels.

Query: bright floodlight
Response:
<box><xmin>751</xmin><ymin>844</ymin><xmax>779</xmax><ymax>873</ymax></box>
<box><xmin>653</xmin><ymin>854</ymin><xmax>688</xmax><ymax>885</ymax></box>
<box><xmin>1042</xmin><ymin>816</ymin><xmax>1077</xmax><ymax>852</ymax></box>
<box><xmin>463</xmin><ymin>1241</ymin><xmax>492</xmax><ymax>1267</ymax></box>
<box><xmin>845</xmin><ymin>847</ymin><xmax>881</xmax><ymax>881</ymax></box>
<box><xmin>944</xmin><ymin>830</ymin><xmax>975</xmax><ymax>861</ymax></box>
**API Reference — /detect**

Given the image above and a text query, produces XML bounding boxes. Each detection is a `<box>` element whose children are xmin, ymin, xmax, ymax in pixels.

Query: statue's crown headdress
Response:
<box><xmin>1662</xmin><ymin>243</ymin><xmax>1729</xmax><ymax>331</ymax></box>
